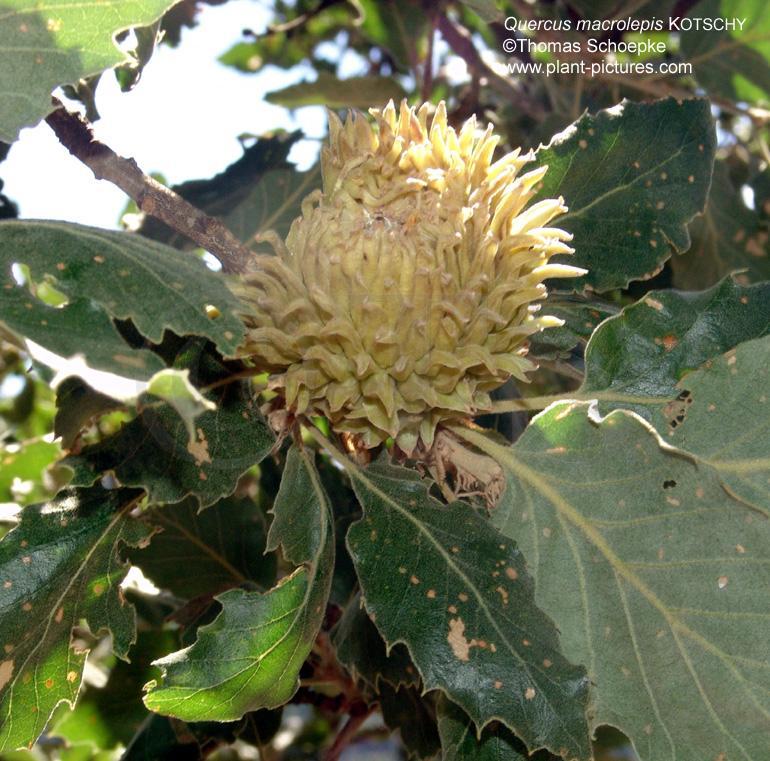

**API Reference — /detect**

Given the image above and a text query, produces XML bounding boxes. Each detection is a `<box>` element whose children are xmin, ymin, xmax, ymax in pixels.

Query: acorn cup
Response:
<box><xmin>235</xmin><ymin>100</ymin><xmax>585</xmax><ymax>455</ymax></box>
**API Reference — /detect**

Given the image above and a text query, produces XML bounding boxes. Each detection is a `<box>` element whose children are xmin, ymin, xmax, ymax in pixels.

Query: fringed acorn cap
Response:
<box><xmin>235</xmin><ymin>100</ymin><xmax>585</xmax><ymax>453</ymax></box>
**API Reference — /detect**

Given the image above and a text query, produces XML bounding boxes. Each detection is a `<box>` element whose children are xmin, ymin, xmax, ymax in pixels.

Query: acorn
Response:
<box><xmin>236</xmin><ymin>100</ymin><xmax>584</xmax><ymax>454</ymax></box>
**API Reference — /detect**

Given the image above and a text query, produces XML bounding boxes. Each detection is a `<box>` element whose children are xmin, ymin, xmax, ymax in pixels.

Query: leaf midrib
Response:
<box><xmin>455</xmin><ymin>422</ymin><xmax>770</xmax><ymax>747</ymax></box>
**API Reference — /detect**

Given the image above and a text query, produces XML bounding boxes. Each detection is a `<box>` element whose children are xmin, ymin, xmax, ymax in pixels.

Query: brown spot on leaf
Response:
<box><xmin>524</xmin><ymin>687</ymin><xmax>536</xmax><ymax>700</ymax></box>
<box><xmin>505</xmin><ymin>567</ymin><xmax>518</xmax><ymax>581</ymax></box>
<box><xmin>661</xmin><ymin>335</ymin><xmax>678</xmax><ymax>351</ymax></box>
<box><xmin>188</xmin><ymin>428</ymin><xmax>211</xmax><ymax>466</ymax></box>
<box><xmin>447</xmin><ymin>618</ymin><xmax>472</xmax><ymax>661</ymax></box>
<box><xmin>0</xmin><ymin>660</ymin><xmax>13</xmax><ymax>690</ymax></box>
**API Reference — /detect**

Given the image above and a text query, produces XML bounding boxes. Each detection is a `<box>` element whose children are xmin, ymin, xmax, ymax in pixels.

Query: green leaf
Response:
<box><xmin>671</xmin><ymin>160</ymin><xmax>770</xmax><ymax>289</ymax></box>
<box><xmin>217</xmin><ymin>3</ymin><xmax>355</xmax><ymax>73</ymax></box>
<box><xmin>54</xmin><ymin>378</ymin><xmax>121</xmax><ymax>451</ymax></box>
<box><xmin>533</xmin><ymin>98</ymin><xmax>716</xmax><ymax>291</ymax></box>
<box><xmin>457</xmin><ymin>407</ymin><xmax>770</xmax><ymax>761</ymax></box>
<box><xmin>0</xmin><ymin>287</ymin><xmax>164</xmax><ymax>382</ymax></box>
<box><xmin>668</xmin><ymin>335</ymin><xmax>770</xmax><ymax>511</ymax></box>
<box><xmin>458</xmin><ymin>0</ymin><xmax>503</xmax><ymax>22</ymax></box>
<box><xmin>358</xmin><ymin>0</ymin><xmax>428</xmax><ymax>68</ymax></box>
<box><xmin>223</xmin><ymin>164</ymin><xmax>322</xmax><ymax>249</ymax></box>
<box><xmin>51</xmin><ymin>629</ymin><xmax>178</xmax><ymax>750</ymax></box>
<box><xmin>265</xmin><ymin>72</ymin><xmax>406</xmax><ymax>110</ymax></box>
<box><xmin>580</xmin><ymin>277</ymin><xmax>770</xmax><ymax>428</ymax></box>
<box><xmin>0</xmin><ymin>486</ymin><xmax>152</xmax><ymax>751</ymax></box>
<box><xmin>63</xmin><ymin>380</ymin><xmax>274</xmax><ymax>509</ymax></box>
<box><xmin>529</xmin><ymin>296</ymin><xmax>618</xmax><ymax>360</ymax></box>
<box><xmin>0</xmin><ymin>1</ymin><xmax>175</xmax><ymax>142</ymax></box>
<box><xmin>681</xmin><ymin>0</ymin><xmax>770</xmax><ymax>104</ymax></box>
<box><xmin>0</xmin><ymin>220</ymin><xmax>245</xmax><ymax>377</ymax></box>
<box><xmin>379</xmin><ymin>683</ymin><xmax>441</xmax><ymax>760</ymax></box>
<box><xmin>0</xmin><ymin>438</ymin><xmax>60</xmax><ymax>504</ymax></box>
<box><xmin>437</xmin><ymin>695</ymin><xmax>530</xmax><ymax>761</ymax></box>
<box><xmin>114</xmin><ymin>20</ymin><xmax>161</xmax><ymax>92</ymax></box>
<box><xmin>144</xmin><ymin>445</ymin><xmax>334</xmax><ymax>721</ymax></box>
<box><xmin>145</xmin><ymin>368</ymin><xmax>215</xmax><ymax>443</ymax></box>
<box><xmin>121</xmin><ymin>713</ymin><xmax>200</xmax><ymax>760</ymax></box>
<box><xmin>127</xmin><ymin>495</ymin><xmax>276</xmax><ymax>599</ymax></box>
<box><xmin>133</xmin><ymin>134</ymin><xmax>321</xmax><ymax>258</ymax></box>
<box><xmin>342</xmin><ymin>457</ymin><xmax>591</xmax><ymax>759</ymax></box>
<box><xmin>333</xmin><ymin>593</ymin><xmax>419</xmax><ymax>690</ymax></box>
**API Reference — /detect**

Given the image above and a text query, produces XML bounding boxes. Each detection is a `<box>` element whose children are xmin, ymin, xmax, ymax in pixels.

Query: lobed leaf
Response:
<box><xmin>0</xmin><ymin>0</ymin><xmax>175</xmax><ymax>142</ymax></box>
<box><xmin>144</xmin><ymin>446</ymin><xmax>333</xmax><ymax>721</ymax></box>
<box><xmin>458</xmin><ymin>406</ymin><xmax>770</xmax><ymax>761</ymax></box>
<box><xmin>379</xmin><ymin>683</ymin><xmax>441</xmax><ymax>760</ymax></box>
<box><xmin>580</xmin><ymin>276</ymin><xmax>770</xmax><ymax>429</ymax></box>
<box><xmin>0</xmin><ymin>486</ymin><xmax>151</xmax><ymax>751</ymax></box>
<box><xmin>668</xmin><ymin>334</ymin><xmax>770</xmax><ymax>511</ymax></box>
<box><xmin>50</xmin><ymin>629</ymin><xmax>178</xmax><ymax>750</ymax></box>
<box><xmin>437</xmin><ymin>695</ymin><xmax>532</xmax><ymax>761</ymax></box>
<box><xmin>342</xmin><ymin>456</ymin><xmax>591</xmax><ymax>760</ymax></box>
<box><xmin>333</xmin><ymin>594</ymin><xmax>419</xmax><ymax>690</ymax></box>
<box><xmin>533</xmin><ymin>98</ymin><xmax>716</xmax><ymax>291</ymax></box>
<box><xmin>64</xmin><ymin>381</ymin><xmax>274</xmax><ymax>509</ymax></box>
<box><xmin>0</xmin><ymin>220</ymin><xmax>245</xmax><ymax>379</ymax></box>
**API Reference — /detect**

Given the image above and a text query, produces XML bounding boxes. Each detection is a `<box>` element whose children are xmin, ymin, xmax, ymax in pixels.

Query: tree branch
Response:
<box><xmin>323</xmin><ymin>703</ymin><xmax>374</xmax><ymax>761</ymax></box>
<box><xmin>437</xmin><ymin>16</ymin><xmax>545</xmax><ymax>120</ymax></box>
<box><xmin>45</xmin><ymin>105</ymin><xmax>253</xmax><ymax>274</ymax></box>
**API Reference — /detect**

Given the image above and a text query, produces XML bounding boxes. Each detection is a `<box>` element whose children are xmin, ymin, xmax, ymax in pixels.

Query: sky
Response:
<box><xmin>1</xmin><ymin>0</ymin><xmax>335</xmax><ymax>229</ymax></box>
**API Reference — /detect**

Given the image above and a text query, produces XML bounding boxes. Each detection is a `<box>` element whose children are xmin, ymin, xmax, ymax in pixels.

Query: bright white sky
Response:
<box><xmin>2</xmin><ymin>0</ymin><xmax>343</xmax><ymax>228</ymax></box>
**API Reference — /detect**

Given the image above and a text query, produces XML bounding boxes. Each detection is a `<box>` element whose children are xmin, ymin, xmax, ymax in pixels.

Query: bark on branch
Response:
<box><xmin>45</xmin><ymin>105</ymin><xmax>252</xmax><ymax>274</ymax></box>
